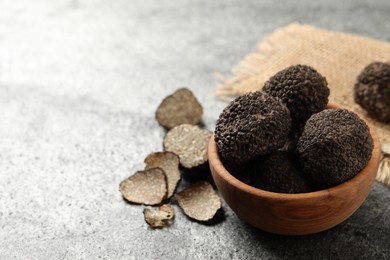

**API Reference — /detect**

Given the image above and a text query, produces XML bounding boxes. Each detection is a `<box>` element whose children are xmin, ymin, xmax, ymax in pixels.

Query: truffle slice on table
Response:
<box><xmin>245</xmin><ymin>152</ymin><xmax>312</xmax><ymax>193</ymax></box>
<box><xmin>354</xmin><ymin>62</ymin><xmax>390</xmax><ymax>123</ymax></box>
<box><xmin>263</xmin><ymin>64</ymin><xmax>329</xmax><ymax>138</ymax></box>
<box><xmin>156</xmin><ymin>88</ymin><xmax>203</xmax><ymax>129</ymax></box>
<box><xmin>163</xmin><ymin>124</ymin><xmax>212</xmax><ymax>168</ymax></box>
<box><xmin>214</xmin><ymin>91</ymin><xmax>291</xmax><ymax>163</ymax></box>
<box><xmin>143</xmin><ymin>204</ymin><xmax>175</xmax><ymax>228</ymax></box>
<box><xmin>175</xmin><ymin>181</ymin><xmax>221</xmax><ymax>221</ymax></box>
<box><xmin>119</xmin><ymin>168</ymin><xmax>167</xmax><ymax>205</ymax></box>
<box><xmin>145</xmin><ymin>152</ymin><xmax>181</xmax><ymax>199</ymax></box>
<box><xmin>298</xmin><ymin>109</ymin><xmax>373</xmax><ymax>187</ymax></box>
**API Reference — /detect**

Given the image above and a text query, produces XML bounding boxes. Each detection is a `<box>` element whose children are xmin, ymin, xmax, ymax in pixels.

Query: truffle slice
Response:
<box><xmin>263</xmin><ymin>64</ymin><xmax>329</xmax><ymax>138</ymax></box>
<box><xmin>156</xmin><ymin>88</ymin><xmax>203</xmax><ymax>129</ymax></box>
<box><xmin>354</xmin><ymin>62</ymin><xmax>390</xmax><ymax>122</ymax></box>
<box><xmin>377</xmin><ymin>154</ymin><xmax>390</xmax><ymax>186</ymax></box>
<box><xmin>298</xmin><ymin>109</ymin><xmax>373</xmax><ymax>187</ymax></box>
<box><xmin>119</xmin><ymin>168</ymin><xmax>167</xmax><ymax>205</ymax></box>
<box><xmin>143</xmin><ymin>204</ymin><xmax>175</xmax><ymax>228</ymax></box>
<box><xmin>214</xmin><ymin>91</ymin><xmax>291</xmax><ymax>163</ymax></box>
<box><xmin>145</xmin><ymin>152</ymin><xmax>181</xmax><ymax>198</ymax></box>
<box><xmin>176</xmin><ymin>181</ymin><xmax>221</xmax><ymax>221</ymax></box>
<box><xmin>163</xmin><ymin>124</ymin><xmax>212</xmax><ymax>168</ymax></box>
<box><xmin>245</xmin><ymin>152</ymin><xmax>312</xmax><ymax>193</ymax></box>
<box><xmin>383</xmin><ymin>144</ymin><xmax>390</xmax><ymax>155</ymax></box>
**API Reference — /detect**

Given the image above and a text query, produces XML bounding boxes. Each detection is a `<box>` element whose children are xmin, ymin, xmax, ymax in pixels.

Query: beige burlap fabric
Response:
<box><xmin>216</xmin><ymin>23</ymin><xmax>390</xmax><ymax>187</ymax></box>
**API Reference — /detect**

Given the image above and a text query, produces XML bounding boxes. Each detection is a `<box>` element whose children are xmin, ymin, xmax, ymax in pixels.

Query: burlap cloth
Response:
<box><xmin>216</xmin><ymin>23</ymin><xmax>390</xmax><ymax>187</ymax></box>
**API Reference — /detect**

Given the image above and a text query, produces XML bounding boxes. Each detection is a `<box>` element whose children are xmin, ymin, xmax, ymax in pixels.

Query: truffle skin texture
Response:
<box><xmin>298</xmin><ymin>109</ymin><xmax>373</xmax><ymax>187</ymax></box>
<box><xmin>354</xmin><ymin>62</ymin><xmax>390</xmax><ymax>122</ymax></box>
<box><xmin>245</xmin><ymin>152</ymin><xmax>312</xmax><ymax>194</ymax></box>
<box><xmin>263</xmin><ymin>64</ymin><xmax>329</xmax><ymax>138</ymax></box>
<box><xmin>214</xmin><ymin>91</ymin><xmax>291</xmax><ymax>163</ymax></box>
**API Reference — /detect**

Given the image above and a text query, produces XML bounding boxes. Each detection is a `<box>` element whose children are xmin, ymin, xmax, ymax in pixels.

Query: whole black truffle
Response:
<box><xmin>297</xmin><ymin>109</ymin><xmax>373</xmax><ymax>187</ymax></box>
<box><xmin>354</xmin><ymin>62</ymin><xmax>390</xmax><ymax>122</ymax></box>
<box><xmin>214</xmin><ymin>91</ymin><xmax>291</xmax><ymax>163</ymax></box>
<box><xmin>263</xmin><ymin>64</ymin><xmax>330</xmax><ymax>138</ymax></box>
<box><xmin>244</xmin><ymin>152</ymin><xmax>312</xmax><ymax>194</ymax></box>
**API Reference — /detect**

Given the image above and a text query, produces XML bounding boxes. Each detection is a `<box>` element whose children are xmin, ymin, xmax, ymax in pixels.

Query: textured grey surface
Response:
<box><xmin>1</xmin><ymin>0</ymin><xmax>390</xmax><ymax>259</ymax></box>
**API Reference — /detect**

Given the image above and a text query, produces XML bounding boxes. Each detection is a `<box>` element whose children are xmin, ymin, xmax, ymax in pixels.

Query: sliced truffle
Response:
<box><xmin>156</xmin><ymin>88</ymin><xmax>203</xmax><ymax>129</ymax></box>
<box><xmin>119</xmin><ymin>168</ymin><xmax>167</xmax><ymax>205</ymax></box>
<box><xmin>245</xmin><ymin>152</ymin><xmax>312</xmax><ymax>193</ymax></box>
<box><xmin>145</xmin><ymin>152</ymin><xmax>181</xmax><ymax>198</ymax></box>
<box><xmin>383</xmin><ymin>143</ymin><xmax>390</xmax><ymax>155</ymax></box>
<box><xmin>377</xmin><ymin>154</ymin><xmax>390</xmax><ymax>186</ymax></box>
<box><xmin>176</xmin><ymin>181</ymin><xmax>221</xmax><ymax>221</ymax></box>
<box><xmin>354</xmin><ymin>62</ymin><xmax>390</xmax><ymax>122</ymax></box>
<box><xmin>214</xmin><ymin>91</ymin><xmax>291</xmax><ymax>163</ymax></box>
<box><xmin>263</xmin><ymin>64</ymin><xmax>329</xmax><ymax>138</ymax></box>
<box><xmin>143</xmin><ymin>204</ymin><xmax>175</xmax><ymax>228</ymax></box>
<box><xmin>298</xmin><ymin>109</ymin><xmax>373</xmax><ymax>187</ymax></box>
<box><xmin>163</xmin><ymin>124</ymin><xmax>212</xmax><ymax>168</ymax></box>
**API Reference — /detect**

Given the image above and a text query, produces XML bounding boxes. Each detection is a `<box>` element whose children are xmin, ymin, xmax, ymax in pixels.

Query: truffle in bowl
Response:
<box><xmin>208</xmin><ymin>103</ymin><xmax>381</xmax><ymax>235</ymax></box>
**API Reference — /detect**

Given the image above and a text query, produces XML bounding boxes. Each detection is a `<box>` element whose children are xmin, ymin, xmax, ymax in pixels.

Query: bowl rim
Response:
<box><xmin>209</xmin><ymin>102</ymin><xmax>381</xmax><ymax>201</ymax></box>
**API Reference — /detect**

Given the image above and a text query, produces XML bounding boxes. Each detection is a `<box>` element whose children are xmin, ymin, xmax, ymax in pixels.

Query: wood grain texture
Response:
<box><xmin>209</xmin><ymin>103</ymin><xmax>381</xmax><ymax>235</ymax></box>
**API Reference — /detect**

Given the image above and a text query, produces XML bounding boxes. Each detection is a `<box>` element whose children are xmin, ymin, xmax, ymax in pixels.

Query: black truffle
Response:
<box><xmin>263</xmin><ymin>64</ymin><xmax>330</xmax><ymax>138</ymax></box>
<box><xmin>244</xmin><ymin>152</ymin><xmax>312</xmax><ymax>194</ymax></box>
<box><xmin>354</xmin><ymin>62</ymin><xmax>390</xmax><ymax>122</ymax></box>
<box><xmin>298</xmin><ymin>109</ymin><xmax>373</xmax><ymax>187</ymax></box>
<box><xmin>214</xmin><ymin>91</ymin><xmax>291</xmax><ymax>163</ymax></box>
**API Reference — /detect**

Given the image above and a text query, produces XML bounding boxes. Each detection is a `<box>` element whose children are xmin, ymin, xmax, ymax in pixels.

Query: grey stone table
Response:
<box><xmin>1</xmin><ymin>0</ymin><xmax>389</xmax><ymax>259</ymax></box>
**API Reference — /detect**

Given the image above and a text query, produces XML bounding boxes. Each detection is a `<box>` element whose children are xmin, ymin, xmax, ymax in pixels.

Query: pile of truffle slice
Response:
<box><xmin>120</xmin><ymin>88</ymin><xmax>221</xmax><ymax>228</ymax></box>
<box><xmin>215</xmin><ymin>65</ymin><xmax>374</xmax><ymax>193</ymax></box>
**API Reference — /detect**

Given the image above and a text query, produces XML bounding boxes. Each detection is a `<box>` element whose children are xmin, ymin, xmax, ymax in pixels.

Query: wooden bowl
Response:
<box><xmin>208</xmin><ymin>103</ymin><xmax>381</xmax><ymax>235</ymax></box>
